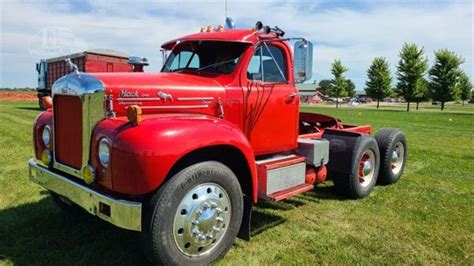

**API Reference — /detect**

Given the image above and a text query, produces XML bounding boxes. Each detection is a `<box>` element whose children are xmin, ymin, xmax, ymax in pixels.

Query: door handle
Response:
<box><xmin>285</xmin><ymin>92</ymin><xmax>298</xmax><ymax>103</ymax></box>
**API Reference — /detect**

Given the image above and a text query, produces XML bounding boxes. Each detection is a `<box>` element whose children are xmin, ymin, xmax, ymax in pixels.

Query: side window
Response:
<box><xmin>247</xmin><ymin>45</ymin><xmax>287</xmax><ymax>83</ymax></box>
<box><xmin>169</xmin><ymin>51</ymin><xmax>200</xmax><ymax>70</ymax></box>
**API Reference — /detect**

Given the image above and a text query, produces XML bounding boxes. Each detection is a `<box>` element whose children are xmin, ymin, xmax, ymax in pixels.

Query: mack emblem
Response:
<box><xmin>120</xmin><ymin>89</ymin><xmax>139</xmax><ymax>98</ymax></box>
<box><xmin>29</xmin><ymin>20</ymin><xmax>407</xmax><ymax>265</ymax></box>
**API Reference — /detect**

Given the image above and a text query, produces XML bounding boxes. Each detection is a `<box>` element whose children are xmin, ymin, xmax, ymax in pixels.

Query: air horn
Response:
<box><xmin>255</xmin><ymin>21</ymin><xmax>285</xmax><ymax>37</ymax></box>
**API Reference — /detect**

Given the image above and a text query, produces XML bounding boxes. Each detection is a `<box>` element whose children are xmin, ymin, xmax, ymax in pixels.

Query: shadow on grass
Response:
<box><xmin>0</xmin><ymin>195</ymin><xmax>290</xmax><ymax>264</ymax></box>
<box><xmin>0</xmin><ymin>196</ymin><xmax>150</xmax><ymax>265</ymax></box>
<box><xmin>250</xmin><ymin>209</ymin><xmax>286</xmax><ymax>237</ymax></box>
<box><xmin>309</xmin><ymin>185</ymin><xmax>348</xmax><ymax>201</ymax></box>
<box><xmin>0</xmin><ymin>182</ymin><xmax>353</xmax><ymax>264</ymax></box>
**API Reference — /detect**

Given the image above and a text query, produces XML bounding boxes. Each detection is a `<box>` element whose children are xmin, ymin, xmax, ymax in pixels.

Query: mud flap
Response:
<box><xmin>237</xmin><ymin>195</ymin><xmax>252</xmax><ymax>241</ymax></box>
<box><xmin>322</xmin><ymin>129</ymin><xmax>362</xmax><ymax>175</ymax></box>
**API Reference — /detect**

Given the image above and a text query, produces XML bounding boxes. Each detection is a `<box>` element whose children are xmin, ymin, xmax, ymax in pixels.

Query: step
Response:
<box><xmin>261</xmin><ymin>183</ymin><xmax>314</xmax><ymax>202</ymax></box>
<box><xmin>257</xmin><ymin>155</ymin><xmax>310</xmax><ymax>201</ymax></box>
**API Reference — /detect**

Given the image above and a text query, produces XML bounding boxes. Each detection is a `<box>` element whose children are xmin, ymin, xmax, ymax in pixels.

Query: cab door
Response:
<box><xmin>241</xmin><ymin>42</ymin><xmax>299</xmax><ymax>155</ymax></box>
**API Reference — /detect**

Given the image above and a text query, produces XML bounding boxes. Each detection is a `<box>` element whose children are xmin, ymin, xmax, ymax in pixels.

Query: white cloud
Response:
<box><xmin>0</xmin><ymin>0</ymin><xmax>472</xmax><ymax>90</ymax></box>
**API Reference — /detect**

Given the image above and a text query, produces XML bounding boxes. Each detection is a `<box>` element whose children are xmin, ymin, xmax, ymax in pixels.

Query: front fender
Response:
<box><xmin>94</xmin><ymin>114</ymin><xmax>257</xmax><ymax>199</ymax></box>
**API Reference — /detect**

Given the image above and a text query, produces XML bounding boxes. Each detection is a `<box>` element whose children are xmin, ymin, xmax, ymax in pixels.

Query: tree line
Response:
<box><xmin>316</xmin><ymin>43</ymin><xmax>472</xmax><ymax>111</ymax></box>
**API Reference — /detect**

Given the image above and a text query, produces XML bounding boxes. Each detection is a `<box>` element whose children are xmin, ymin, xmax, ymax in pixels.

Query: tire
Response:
<box><xmin>333</xmin><ymin>135</ymin><xmax>380</xmax><ymax>199</ymax></box>
<box><xmin>142</xmin><ymin>161</ymin><xmax>243</xmax><ymax>265</ymax></box>
<box><xmin>50</xmin><ymin>192</ymin><xmax>84</xmax><ymax>216</ymax></box>
<box><xmin>375</xmin><ymin>128</ymin><xmax>407</xmax><ymax>185</ymax></box>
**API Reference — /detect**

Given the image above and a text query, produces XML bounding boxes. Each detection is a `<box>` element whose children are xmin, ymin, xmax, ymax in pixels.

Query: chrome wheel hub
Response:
<box><xmin>173</xmin><ymin>183</ymin><xmax>231</xmax><ymax>257</ymax></box>
<box><xmin>391</xmin><ymin>142</ymin><xmax>405</xmax><ymax>175</ymax></box>
<box><xmin>359</xmin><ymin>150</ymin><xmax>376</xmax><ymax>187</ymax></box>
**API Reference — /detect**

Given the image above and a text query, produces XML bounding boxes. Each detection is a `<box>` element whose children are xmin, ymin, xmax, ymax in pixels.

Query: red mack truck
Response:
<box><xmin>29</xmin><ymin>21</ymin><xmax>407</xmax><ymax>265</ymax></box>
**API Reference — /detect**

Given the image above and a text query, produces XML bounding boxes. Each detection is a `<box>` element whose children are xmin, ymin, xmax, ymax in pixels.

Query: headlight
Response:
<box><xmin>98</xmin><ymin>138</ymin><xmax>110</xmax><ymax>167</ymax></box>
<box><xmin>42</xmin><ymin>125</ymin><xmax>51</xmax><ymax>147</ymax></box>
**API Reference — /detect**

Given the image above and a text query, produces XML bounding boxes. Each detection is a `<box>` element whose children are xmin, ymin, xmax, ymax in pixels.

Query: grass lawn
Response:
<box><xmin>0</xmin><ymin>101</ymin><xmax>473</xmax><ymax>265</ymax></box>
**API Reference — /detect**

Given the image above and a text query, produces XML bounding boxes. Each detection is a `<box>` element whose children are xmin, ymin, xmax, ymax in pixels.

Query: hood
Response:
<box><xmin>90</xmin><ymin>72</ymin><xmax>226</xmax><ymax>117</ymax></box>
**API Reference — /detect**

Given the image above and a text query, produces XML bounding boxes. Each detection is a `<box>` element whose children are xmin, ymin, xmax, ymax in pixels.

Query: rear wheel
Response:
<box><xmin>333</xmin><ymin>135</ymin><xmax>380</xmax><ymax>199</ymax></box>
<box><xmin>375</xmin><ymin>128</ymin><xmax>407</xmax><ymax>185</ymax></box>
<box><xmin>142</xmin><ymin>161</ymin><xmax>243</xmax><ymax>265</ymax></box>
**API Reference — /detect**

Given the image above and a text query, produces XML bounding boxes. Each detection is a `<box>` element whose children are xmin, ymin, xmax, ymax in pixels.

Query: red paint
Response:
<box><xmin>315</xmin><ymin>165</ymin><xmax>328</xmax><ymax>183</ymax></box>
<box><xmin>305</xmin><ymin>167</ymin><xmax>317</xmax><ymax>184</ymax></box>
<box><xmin>92</xmin><ymin>114</ymin><xmax>258</xmax><ymax>199</ymax></box>
<box><xmin>359</xmin><ymin>154</ymin><xmax>369</xmax><ymax>183</ymax></box>
<box><xmin>33</xmin><ymin>111</ymin><xmax>53</xmax><ymax>159</ymax></box>
<box><xmin>305</xmin><ymin>165</ymin><xmax>327</xmax><ymax>184</ymax></box>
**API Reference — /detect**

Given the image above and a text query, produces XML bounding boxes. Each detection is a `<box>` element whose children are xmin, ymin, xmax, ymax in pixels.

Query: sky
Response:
<box><xmin>1</xmin><ymin>0</ymin><xmax>473</xmax><ymax>91</ymax></box>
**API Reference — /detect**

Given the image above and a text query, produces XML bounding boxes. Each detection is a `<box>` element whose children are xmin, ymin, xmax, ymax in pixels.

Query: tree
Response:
<box><xmin>330</xmin><ymin>59</ymin><xmax>348</xmax><ymax>108</ymax></box>
<box><xmin>457</xmin><ymin>71</ymin><xmax>472</xmax><ymax>106</ymax></box>
<box><xmin>365</xmin><ymin>57</ymin><xmax>392</xmax><ymax>109</ymax></box>
<box><xmin>413</xmin><ymin>78</ymin><xmax>430</xmax><ymax>110</ymax></box>
<box><xmin>428</xmin><ymin>49</ymin><xmax>464</xmax><ymax>110</ymax></box>
<box><xmin>346</xmin><ymin>79</ymin><xmax>356</xmax><ymax>98</ymax></box>
<box><xmin>317</xmin><ymin>79</ymin><xmax>333</xmax><ymax>95</ymax></box>
<box><xmin>396</xmin><ymin>43</ymin><xmax>428</xmax><ymax>111</ymax></box>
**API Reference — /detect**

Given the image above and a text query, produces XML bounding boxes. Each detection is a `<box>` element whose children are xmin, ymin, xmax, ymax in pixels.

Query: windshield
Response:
<box><xmin>161</xmin><ymin>41</ymin><xmax>249</xmax><ymax>75</ymax></box>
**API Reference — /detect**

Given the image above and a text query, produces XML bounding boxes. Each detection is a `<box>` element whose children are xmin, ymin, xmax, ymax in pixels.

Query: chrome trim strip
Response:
<box><xmin>141</xmin><ymin>105</ymin><xmax>209</xmax><ymax>109</ymax></box>
<box><xmin>176</xmin><ymin>97</ymin><xmax>214</xmax><ymax>101</ymax></box>
<box><xmin>28</xmin><ymin>159</ymin><xmax>142</xmax><ymax>231</ymax></box>
<box><xmin>117</xmin><ymin>96</ymin><xmax>214</xmax><ymax>102</ymax></box>
<box><xmin>117</xmin><ymin>97</ymin><xmax>162</xmax><ymax>101</ymax></box>
<box><xmin>52</xmin><ymin>72</ymin><xmax>106</xmax><ymax>179</ymax></box>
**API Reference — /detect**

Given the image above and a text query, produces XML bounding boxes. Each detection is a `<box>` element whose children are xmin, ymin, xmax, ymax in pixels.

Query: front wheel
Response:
<box><xmin>142</xmin><ymin>161</ymin><xmax>243</xmax><ymax>265</ymax></box>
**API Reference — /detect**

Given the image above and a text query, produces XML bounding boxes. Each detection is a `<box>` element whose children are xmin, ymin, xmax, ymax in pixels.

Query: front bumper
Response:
<box><xmin>28</xmin><ymin>159</ymin><xmax>142</xmax><ymax>231</ymax></box>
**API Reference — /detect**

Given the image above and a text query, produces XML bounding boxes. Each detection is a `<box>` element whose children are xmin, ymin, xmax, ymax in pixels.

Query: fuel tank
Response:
<box><xmin>90</xmin><ymin>72</ymin><xmax>226</xmax><ymax>117</ymax></box>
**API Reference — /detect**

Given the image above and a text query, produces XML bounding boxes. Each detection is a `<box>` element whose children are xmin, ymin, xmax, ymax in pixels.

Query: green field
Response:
<box><xmin>0</xmin><ymin>101</ymin><xmax>473</xmax><ymax>265</ymax></box>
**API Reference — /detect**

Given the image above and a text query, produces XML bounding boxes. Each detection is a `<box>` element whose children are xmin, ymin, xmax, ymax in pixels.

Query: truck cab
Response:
<box><xmin>29</xmin><ymin>22</ymin><xmax>407</xmax><ymax>265</ymax></box>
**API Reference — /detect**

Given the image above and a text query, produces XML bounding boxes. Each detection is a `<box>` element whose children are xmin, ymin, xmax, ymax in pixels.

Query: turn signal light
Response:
<box><xmin>41</xmin><ymin>150</ymin><xmax>51</xmax><ymax>165</ymax></box>
<box><xmin>82</xmin><ymin>165</ymin><xmax>95</xmax><ymax>185</ymax></box>
<box><xmin>42</xmin><ymin>96</ymin><xmax>53</xmax><ymax>109</ymax></box>
<box><xmin>127</xmin><ymin>105</ymin><xmax>142</xmax><ymax>126</ymax></box>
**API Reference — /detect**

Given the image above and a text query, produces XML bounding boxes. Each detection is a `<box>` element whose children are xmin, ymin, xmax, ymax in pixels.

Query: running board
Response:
<box><xmin>257</xmin><ymin>155</ymin><xmax>311</xmax><ymax>201</ymax></box>
<box><xmin>261</xmin><ymin>183</ymin><xmax>314</xmax><ymax>202</ymax></box>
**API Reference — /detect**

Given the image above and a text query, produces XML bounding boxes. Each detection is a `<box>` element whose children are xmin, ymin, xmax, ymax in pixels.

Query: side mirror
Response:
<box><xmin>293</xmin><ymin>40</ymin><xmax>313</xmax><ymax>83</ymax></box>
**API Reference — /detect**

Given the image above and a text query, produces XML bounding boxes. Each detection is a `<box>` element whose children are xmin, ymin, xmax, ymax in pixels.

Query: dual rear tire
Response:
<box><xmin>333</xmin><ymin>128</ymin><xmax>407</xmax><ymax>199</ymax></box>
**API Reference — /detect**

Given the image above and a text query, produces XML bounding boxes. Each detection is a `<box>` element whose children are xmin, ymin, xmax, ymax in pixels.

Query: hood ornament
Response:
<box><xmin>65</xmin><ymin>58</ymin><xmax>80</xmax><ymax>77</ymax></box>
<box><xmin>157</xmin><ymin>91</ymin><xmax>173</xmax><ymax>103</ymax></box>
